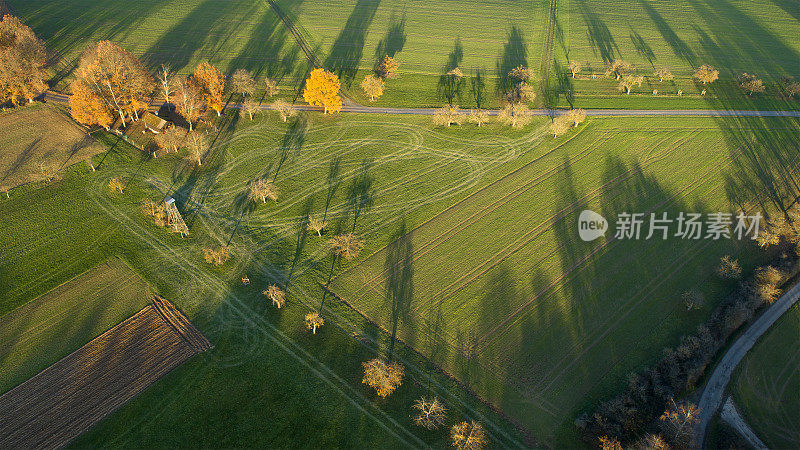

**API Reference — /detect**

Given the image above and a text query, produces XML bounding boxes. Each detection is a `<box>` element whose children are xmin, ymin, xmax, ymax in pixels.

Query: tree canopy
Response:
<box><xmin>304</xmin><ymin>68</ymin><xmax>342</xmax><ymax>114</ymax></box>
<box><xmin>0</xmin><ymin>14</ymin><xmax>48</xmax><ymax>105</ymax></box>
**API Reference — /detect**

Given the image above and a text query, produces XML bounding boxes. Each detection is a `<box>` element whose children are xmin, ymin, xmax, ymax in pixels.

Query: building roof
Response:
<box><xmin>142</xmin><ymin>112</ymin><xmax>168</xmax><ymax>131</ymax></box>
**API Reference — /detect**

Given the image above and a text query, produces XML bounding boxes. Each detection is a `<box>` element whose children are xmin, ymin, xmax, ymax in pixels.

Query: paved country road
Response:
<box><xmin>44</xmin><ymin>92</ymin><xmax>800</xmax><ymax>118</ymax></box>
<box><xmin>695</xmin><ymin>280</ymin><xmax>800</xmax><ymax>447</ymax></box>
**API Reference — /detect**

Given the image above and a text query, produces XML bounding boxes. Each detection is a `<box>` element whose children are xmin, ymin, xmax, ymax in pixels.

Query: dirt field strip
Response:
<box><xmin>0</xmin><ymin>297</ymin><xmax>210</xmax><ymax>448</ymax></box>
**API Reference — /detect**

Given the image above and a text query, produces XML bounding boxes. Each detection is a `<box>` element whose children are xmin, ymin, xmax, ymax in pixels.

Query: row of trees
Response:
<box><xmin>432</xmin><ymin>105</ymin><xmax>587</xmax><ymax>134</ymax></box>
<box><xmin>0</xmin><ymin>15</ymin><xmax>48</xmax><ymax>105</ymax></box>
<box><xmin>579</xmin><ymin>207</ymin><xmax>800</xmax><ymax>448</ymax></box>
<box><xmin>360</xmin><ymin>55</ymin><xmax>399</xmax><ymax>102</ymax></box>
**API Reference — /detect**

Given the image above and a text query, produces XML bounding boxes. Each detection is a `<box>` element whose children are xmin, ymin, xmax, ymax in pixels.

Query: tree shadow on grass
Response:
<box><xmin>324</xmin><ymin>0</ymin><xmax>381</xmax><ymax>87</ymax></box>
<box><xmin>374</xmin><ymin>12</ymin><xmax>406</xmax><ymax>60</ymax></box>
<box><xmin>495</xmin><ymin>26</ymin><xmax>528</xmax><ymax>99</ymax></box>
<box><xmin>636</xmin><ymin>0</ymin><xmax>695</xmax><ymax>65</ymax></box>
<box><xmin>574</xmin><ymin>0</ymin><xmax>618</xmax><ymax>64</ymax></box>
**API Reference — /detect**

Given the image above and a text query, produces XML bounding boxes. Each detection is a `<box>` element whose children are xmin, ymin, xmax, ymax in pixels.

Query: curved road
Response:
<box><xmin>696</xmin><ymin>280</ymin><xmax>800</xmax><ymax>447</ymax></box>
<box><xmin>44</xmin><ymin>92</ymin><xmax>800</xmax><ymax>118</ymax></box>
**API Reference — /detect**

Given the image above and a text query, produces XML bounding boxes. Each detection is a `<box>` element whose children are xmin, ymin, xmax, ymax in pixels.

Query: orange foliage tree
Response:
<box><xmin>303</xmin><ymin>68</ymin><xmax>342</xmax><ymax>114</ymax></box>
<box><xmin>0</xmin><ymin>14</ymin><xmax>48</xmax><ymax>105</ymax></box>
<box><xmin>192</xmin><ymin>62</ymin><xmax>225</xmax><ymax>116</ymax></box>
<box><xmin>69</xmin><ymin>41</ymin><xmax>153</xmax><ymax>128</ymax></box>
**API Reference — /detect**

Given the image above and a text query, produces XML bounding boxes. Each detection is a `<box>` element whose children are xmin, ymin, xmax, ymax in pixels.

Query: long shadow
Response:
<box><xmin>629</xmin><ymin>31</ymin><xmax>656</xmax><ymax>68</ymax></box>
<box><xmin>636</xmin><ymin>0</ymin><xmax>695</xmax><ymax>65</ymax></box>
<box><xmin>273</xmin><ymin>116</ymin><xmax>307</xmax><ymax>183</ymax></box>
<box><xmin>495</xmin><ymin>27</ymin><xmax>528</xmax><ymax>99</ymax></box>
<box><xmin>323</xmin><ymin>0</ymin><xmax>381</xmax><ymax>87</ymax></box>
<box><xmin>772</xmin><ymin>0</ymin><xmax>800</xmax><ymax>21</ymax></box>
<box><xmin>574</xmin><ymin>0</ymin><xmax>618</xmax><ymax>63</ymax></box>
<box><xmin>384</xmin><ymin>218</ymin><xmax>414</xmax><ymax>359</ymax></box>
<box><xmin>438</xmin><ymin>39</ymin><xmax>465</xmax><ymax>105</ymax></box>
<box><xmin>374</xmin><ymin>12</ymin><xmax>406</xmax><ymax>60</ymax></box>
<box><xmin>227</xmin><ymin>7</ymin><xmax>295</xmax><ymax>80</ymax></box>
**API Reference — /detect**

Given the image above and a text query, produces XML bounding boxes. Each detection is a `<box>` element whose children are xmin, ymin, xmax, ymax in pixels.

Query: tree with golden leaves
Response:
<box><xmin>451</xmin><ymin>421</ymin><xmax>488</xmax><ymax>450</ymax></box>
<box><xmin>0</xmin><ymin>14</ymin><xmax>48</xmax><ymax>105</ymax></box>
<box><xmin>375</xmin><ymin>55</ymin><xmax>399</xmax><ymax>79</ymax></box>
<box><xmin>174</xmin><ymin>77</ymin><xmax>202</xmax><ymax>130</ymax></box>
<box><xmin>192</xmin><ymin>62</ymin><xmax>225</xmax><ymax>115</ymax></box>
<box><xmin>264</xmin><ymin>284</ymin><xmax>285</xmax><ymax>309</ymax></box>
<box><xmin>203</xmin><ymin>246</ymin><xmax>231</xmax><ymax>265</ymax></box>
<box><xmin>362</xmin><ymin>358</ymin><xmax>404</xmax><ymax>397</ymax></box>
<box><xmin>738</xmin><ymin>73</ymin><xmax>765</xmax><ymax>96</ymax></box>
<box><xmin>107</xmin><ymin>177</ymin><xmax>124</xmax><ymax>193</ymax></box>
<box><xmin>71</xmin><ymin>41</ymin><xmax>154</xmax><ymax>127</ymax></box>
<box><xmin>412</xmin><ymin>396</ymin><xmax>447</xmax><ymax>430</ymax></box>
<box><xmin>272</xmin><ymin>99</ymin><xmax>297</xmax><ymax>122</ymax></box>
<box><xmin>694</xmin><ymin>64</ymin><xmax>719</xmax><ymax>85</ymax></box>
<box><xmin>658</xmin><ymin>399</ymin><xmax>700</xmax><ymax>448</ymax></box>
<box><xmin>498</xmin><ymin>103</ymin><xmax>530</xmax><ymax>129</ymax></box>
<box><xmin>755</xmin><ymin>266</ymin><xmax>783</xmax><ymax>304</ymax></box>
<box><xmin>717</xmin><ymin>255</ymin><xmax>743</xmax><ymax>279</ymax></box>
<box><xmin>598</xmin><ymin>436</ymin><xmax>622</xmax><ymax>450</ymax></box>
<box><xmin>304</xmin><ymin>311</ymin><xmax>324</xmax><ymax>334</ymax></box>
<box><xmin>360</xmin><ymin>74</ymin><xmax>385</xmax><ymax>102</ymax></box>
<box><xmin>247</xmin><ymin>178</ymin><xmax>278</xmax><ymax>203</ymax></box>
<box><xmin>69</xmin><ymin>80</ymin><xmax>114</xmax><ymax>129</ymax></box>
<box><xmin>304</xmin><ymin>68</ymin><xmax>342</xmax><ymax>114</ymax></box>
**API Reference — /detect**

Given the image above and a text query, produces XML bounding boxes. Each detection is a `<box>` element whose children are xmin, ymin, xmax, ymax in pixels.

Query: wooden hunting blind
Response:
<box><xmin>164</xmin><ymin>196</ymin><xmax>189</xmax><ymax>237</ymax></box>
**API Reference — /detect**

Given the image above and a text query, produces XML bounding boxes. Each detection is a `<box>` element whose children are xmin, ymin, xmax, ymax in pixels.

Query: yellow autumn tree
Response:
<box><xmin>303</xmin><ymin>68</ymin><xmax>342</xmax><ymax>114</ymax></box>
<box><xmin>192</xmin><ymin>62</ymin><xmax>225</xmax><ymax>116</ymax></box>
<box><xmin>0</xmin><ymin>14</ymin><xmax>48</xmax><ymax>105</ymax></box>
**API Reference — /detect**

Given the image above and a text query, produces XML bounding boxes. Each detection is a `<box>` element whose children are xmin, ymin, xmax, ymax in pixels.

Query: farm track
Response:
<box><xmin>0</xmin><ymin>299</ymin><xmax>207</xmax><ymax>449</ymax></box>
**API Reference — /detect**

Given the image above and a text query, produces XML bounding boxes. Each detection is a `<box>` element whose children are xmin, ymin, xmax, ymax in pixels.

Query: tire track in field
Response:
<box><xmin>414</xmin><ymin>130</ymin><xmax>695</xmax><ymax>318</ymax></box>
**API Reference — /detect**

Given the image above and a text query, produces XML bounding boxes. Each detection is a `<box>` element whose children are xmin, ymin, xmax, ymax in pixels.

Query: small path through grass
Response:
<box><xmin>696</xmin><ymin>280</ymin><xmax>800</xmax><ymax>446</ymax></box>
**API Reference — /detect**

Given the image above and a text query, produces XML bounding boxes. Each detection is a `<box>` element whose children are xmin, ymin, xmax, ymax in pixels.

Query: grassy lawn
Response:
<box><xmin>1</xmin><ymin>100</ymin><xmax>797</xmax><ymax>446</ymax></box>
<box><xmin>0</xmin><ymin>103</ymin><xmax>105</xmax><ymax>191</ymax></box>
<box><xmin>732</xmin><ymin>302</ymin><xmax>800</xmax><ymax>449</ymax></box>
<box><xmin>0</xmin><ymin>108</ymin><xmax>527</xmax><ymax>448</ymax></box>
<box><xmin>0</xmin><ymin>258</ymin><xmax>152</xmax><ymax>395</ymax></box>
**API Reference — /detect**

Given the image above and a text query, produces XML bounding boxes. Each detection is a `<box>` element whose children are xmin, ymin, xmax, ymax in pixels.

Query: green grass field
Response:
<box><xmin>0</xmin><ymin>104</ymin><xmax>106</xmax><ymax>190</ymax></box>
<box><xmin>0</xmin><ymin>107</ymin><xmax>528</xmax><ymax>448</ymax></box>
<box><xmin>732</xmin><ymin>302</ymin><xmax>800</xmax><ymax>449</ymax></box>
<box><xmin>2</xmin><ymin>103</ymin><xmax>793</xmax><ymax>445</ymax></box>
<box><xmin>0</xmin><ymin>259</ymin><xmax>152</xmax><ymax>395</ymax></box>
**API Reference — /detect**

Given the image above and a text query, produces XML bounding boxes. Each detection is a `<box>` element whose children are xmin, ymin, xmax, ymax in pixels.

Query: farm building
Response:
<box><xmin>142</xmin><ymin>112</ymin><xmax>169</xmax><ymax>133</ymax></box>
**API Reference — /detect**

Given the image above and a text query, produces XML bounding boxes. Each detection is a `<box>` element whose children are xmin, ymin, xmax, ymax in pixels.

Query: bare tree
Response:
<box><xmin>361</xmin><ymin>358</ymin><xmax>404</xmax><ymax>397</ymax></box>
<box><xmin>412</xmin><ymin>396</ymin><xmax>447</xmax><ymax>430</ymax></box>
<box><xmin>693</xmin><ymin>64</ymin><xmax>719</xmax><ymax>85</ymax></box>
<box><xmin>308</xmin><ymin>215</ymin><xmax>325</xmax><ymax>236</ymax></box>
<box><xmin>154</xmin><ymin>126</ymin><xmax>186</xmax><ymax>154</ymax></box>
<box><xmin>682</xmin><ymin>289</ymin><xmax>705</xmax><ymax>311</ymax></box>
<box><xmin>433</xmin><ymin>105</ymin><xmax>464</xmax><ymax>127</ymax></box>
<box><xmin>654</xmin><ymin>67</ymin><xmax>674</xmax><ymax>83</ymax></box>
<box><xmin>248</xmin><ymin>178</ymin><xmax>278</xmax><ymax>203</ymax></box>
<box><xmin>630</xmin><ymin>434</ymin><xmax>669</xmax><ymax>450</ymax></box>
<box><xmin>451</xmin><ymin>421</ymin><xmax>488</xmax><ymax>450</ymax></box>
<box><xmin>360</xmin><ymin>74</ymin><xmax>385</xmax><ymax>101</ymax></box>
<box><xmin>568</xmin><ymin>61</ymin><xmax>582</xmax><ymax>78</ymax></box>
<box><xmin>738</xmin><ymin>73</ymin><xmax>765</xmax><ymax>96</ymax></box>
<box><xmin>264</xmin><ymin>284</ymin><xmax>286</xmax><ymax>309</ymax></box>
<box><xmin>329</xmin><ymin>233</ymin><xmax>364</xmax><ymax>260</ymax></box>
<box><xmin>273</xmin><ymin>99</ymin><xmax>297</xmax><ymax>122</ymax></box>
<box><xmin>158</xmin><ymin>63</ymin><xmax>174</xmax><ymax>107</ymax></box>
<box><xmin>605</xmin><ymin>59</ymin><xmax>634</xmax><ymax>80</ymax></box>
<box><xmin>550</xmin><ymin>115</ymin><xmax>571</xmax><ymax>136</ymax></box>
<box><xmin>264</xmin><ymin>77</ymin><xmax>279</xmax><ymax>97</ymax></box>
<box><xmin>659</xmin><ymin>399</ymin><xmax>700</xmax><ymax>448</ymax></box>
<box><xmin>186</xmin><ymin>130</ymin><xmax>208</xmax><ymax>166</ymax></box>
<box><xmin>231</xmin><ymin>68</ymin><xmax>256</xmax><ymax>97</ymax></box>
<box><xmin>755</xmin><ymin>266</ymin><xmax>783</xmax><ymax>304</ymax></box>
<box><xmin>498</xmin><ymin>103</ymin><xmax>531</xmax><ymax>128</ymax></box>
<box><xmin>785</xmin><ymin>81</ymin><xmax>800</xmax><ymax>99</ymax></box>
<box><xmin>717</xmin><ymin>255</ymin><xmax>743</xmax><ymax>279</ymax></box>
<box><xmin>241</xmin><ymin>98</ymin><xmax>260</xmax><ymax>120</ymax></box>
<box><xmin>565</xmin><ymin>108</ymin><xmax>586</xmax><ymax>127</ymax></box>
<box><xmin>468</xmin><ymin>109</ymin><xmax>490</xmax><ymax>127</ymax></box>
<box><xmin>108</xmin><ymin>177</ymin><xmax>124</xmax><ymax>193</ymax></box>
<box><xmin>304</xmin><ymin>311</ymin><xmax>324</xmax><ymax>334</ymax></box>
<box><xmin>174</xmin><ymin>77</ymin><xmax>202</xmax><ymax>130</ymax></box>
<box><xmin>618</xmin><ymin>75</ymin><xmax>644</xmax><ymax>94</ymax></box>
<box><xmin>203</xmin><ymin>246</ymin><xmax>231</xmax><ymax>265</ymax></box>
